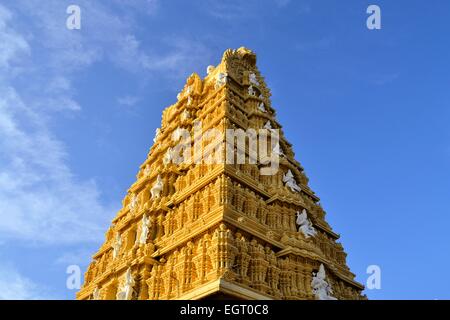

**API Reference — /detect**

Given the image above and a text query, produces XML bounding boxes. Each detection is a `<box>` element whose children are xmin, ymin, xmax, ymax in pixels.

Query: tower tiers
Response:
<box><xmin>77</xmin><ymin>47</ymin><xmax>365</xmax><ymax>300</ymax></box>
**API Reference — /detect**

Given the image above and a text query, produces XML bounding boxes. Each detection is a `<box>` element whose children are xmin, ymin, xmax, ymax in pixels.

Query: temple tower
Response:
<box><xmin>76</xmin><ymin>47</ymin><xmax>365</xmax><ymax>300</ymax></box>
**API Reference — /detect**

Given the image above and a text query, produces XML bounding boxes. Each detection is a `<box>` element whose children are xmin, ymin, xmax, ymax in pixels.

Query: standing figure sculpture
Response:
<box><xmin>249</xmin><ymin>72</ymin><xmax>260</xmax><ymax>86</ymax></box>
<box><xmin>296</xmin><ymin>209</ymin><xmax>317</xmax><ymax>238</ymax></box>
<box><xmin>139</xmin><ymin>215</ymin><xmax>150</xmax><ymax>245</ymax></box>
<box><xmin>112</xmin><ymin>232</ymin><xmax>122</xmax><ymax>259</ymax></box>
<box><xmin>311</xmin><ymin>264</ymin><xmax>337</xmax><ymax>300</ymax></box>
<box><xmin>151</xmin><ymin>175</ymin><xmax>164</xmax><ymax>199</ymax></box>
<box><xmin>116</xmin><ymin>268</ymin><xmax>135</xmax><ymax>300</ymax></box>
<box><xmin>283</xmin><ymin>169</ymin><xmax>301</xmax><ymax>192</ymax></box>
<box><xmin>215</xmin><ymin>72</ymin><xmax>227</xmax><ymax>89</ymax></box>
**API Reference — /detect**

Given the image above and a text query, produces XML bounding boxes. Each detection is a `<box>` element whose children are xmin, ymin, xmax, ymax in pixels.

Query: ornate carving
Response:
<box><xmin>77</xmin><ymin>47</ymin><xmax>365</xmax><ymax>301</ymax></box>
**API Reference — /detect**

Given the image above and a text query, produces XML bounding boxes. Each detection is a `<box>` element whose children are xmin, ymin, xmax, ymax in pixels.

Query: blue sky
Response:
<box><xmin>0</xmin><ymin>0</ymin><xmax>449</xmax><ymax>300</ymax></box>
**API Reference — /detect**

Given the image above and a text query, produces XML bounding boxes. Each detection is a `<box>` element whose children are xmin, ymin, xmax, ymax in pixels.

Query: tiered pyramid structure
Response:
<box><xmin>77</xmin><ymin>47</ymin><xmax>365</xmax><ymax>300</ymax></box>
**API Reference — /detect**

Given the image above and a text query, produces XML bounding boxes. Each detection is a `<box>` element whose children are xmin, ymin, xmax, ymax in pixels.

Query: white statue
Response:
<box><xmin>296</xmin><ymin>209</ymin><xmax>317</xmax><ymax>238</ymax></box>
<box><xmin>151</xmin><ymin>175</ymin><xmax>163</xmax><ymax>199</ymax></box>
<box><xmin>311</xmin><ymin>264</ymin><xmax>337</xmax><ymax>300</ymax></box>
<box><xmin>215</xmin><ymin>72</ymin><xmax>227</xmax><ymax>88</ymax></box>
<box><xmin>153</xmin><ymin>128</ymin><xmax>161</xmax><ymax>144</ymax></box>
<box><xmin>248</xmin><ymin>85</ymin><xmax>255</xmax><ymax>96</ymax></box>
<box><xmin>259</xmin><ymin>93</ymin><xmax>264</xmax><ymax>99</ymax></box>
<box><xmin>128</xmin><ymin>194</ymin><xmax>138</xmax><ymax>211</ymax></box>
<box><xmin>258</xmin><ymin>102</ymin><xmax>266</xmax><ymax>112</ymax></box>
<box><xmin>272</xmin><ymin>142</ymin><xmax>284</xmax><ymax>157</ymax></box>
<box><xmin>116</xmin><ymin>268</ymin><xmax>135</xmax><ymax>300</ymax></box>
<box><xmin>173</xmin><ymin>127</ymin><xmax>186</xmax><ymax>142</ymax></box>
<box><xmin>112</xmin><ymin>232</ymin><xmax>122</xmax><ymax>259</ymax></box>
<box><xmin>207</xmin><ymin>65</ymin><xmax>215</xmax><ymax>75</ymax></box>
<box><xmin>163</xmin><ymin>147</ymin><xmax>173</xmax><ymax>165</ymax></box>
<box><xmin>283</xmin><ymin>169</ymin><xmax>301</xmax><ymax>192</ymax></box>
<box><xmin>92</xmin><ymin>287</ymin><xmax>101</xmax><ymax>300</ymax></box>
<box><xmin>144</xmin><ymin>165</ymin><xmax>151</xmax><ymax>177</ymax></box>
<box><xmin>176</xmin><ymin>93</ymin><xmax>181</xmax><ymax>100</ymax></box>
<box><xmin>139</xmin><ymin>215</ymin><xmax>150</xmax><ymax>245</ymax></box>
<box><xmin>249</xmin><ymin>72</ymin><xmax>259</xmax><ymax>86</ymax></box>
<box><xmin>181</xmin><ymin>109</ymin><xmax>191</xmax><ymax>121</ymax></box>
<box><xmin>186</xmin><ymin>85</ymin><xmax>193</xmax><ymax>95</ymax></box>
<box><xmin>263</xmin><ymin>120</ymin><xmax>273</xmax><ymax>130</ymax></box>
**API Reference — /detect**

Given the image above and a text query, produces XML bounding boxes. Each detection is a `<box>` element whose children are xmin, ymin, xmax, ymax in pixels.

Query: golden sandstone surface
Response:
<box><xmin>76</xmin><ymin>47</ymin><xmax>365</xmax><ymax>300</ymax></box>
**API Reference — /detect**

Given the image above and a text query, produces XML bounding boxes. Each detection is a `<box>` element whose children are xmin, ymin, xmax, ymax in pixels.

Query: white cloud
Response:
<box><xmin>0</xmin><ymin>4</ymin><xmax>30</xmax><ymax>73</ymax></box>
<box><xmin>55</xmin><ymin>249</ymin><xmax>93</xmax><ymax>266</ymax></box>
<box><xmin>0</xmin><ymin>263</ymin><xmax>54</xmax><ymax>299</ymax></box>
<box><xmin>0</xmin><ymin>87</ymin><xmax>115</xmax><ymax>244</ymax></box>
<box><xmin>117</xmin><ymin>95</ymin><xmax>140</xmax><ymax>107</ymax></box>
<box><xmin>200</xmin><ymin>0</ymin><xmax>297</xmax><ymax>20</ymax></box>
<box><xmin>0</xmin><ymin>1</ymin><xmax>212</xmax><ymax>246</ymax></box>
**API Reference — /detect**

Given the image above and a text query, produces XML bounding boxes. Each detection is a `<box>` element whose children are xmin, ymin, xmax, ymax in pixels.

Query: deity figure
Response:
<box><xmin>248</xmin><ymin>85</ymin><xmax>255</xmax><ymax>96</ymax></box>
<box><xmin>296</xmin><ymin>209</ymin><xmax>317</xmax><ymax>238</ymax></box>
<box><xmin>153</xmin><ymin>128</ymin><xmax>161</xmax><ymax>144</ymax></box>
<box><xmin>249</xmin><ymin>72</ymin><xmax>259</xmax><ymax>86</ymax></box>
<box><xmin>258</xmin><ymin>102</ymin><xmax>266</xmax><ymax>112</ymax></box>
<box><xmin>311</xmin><ymin>264</ymin><xmax>337</xmax><ymax>300</ymax></box>
<box><xmin>116</xmin><ymin>268</ymin><xmax>135</xmax><ymax>300</ymax></box>
<box><xmin>139</xmin><ymin>215</ymin><xmax>150</xmax><ymax>245</ymax></box>
<box><xmin>283</xmin><ymin>169</ymin><xmax>301</xmax><ymax>192</ymax></box>
<box><xmin>207</xmin><ymin>65</ymin><xmax>215</xmax><ymax>75</ymax></box>
<box><xmin>144</xmin><ymin>165</ymin><xmax>151</xmax><ymax>177</ymax></box>
<box><xmin>181</xmin><ymin>109</ymin><xmax>191</xmax><ymax>121</ymax></box>
<box><xmin>112</xmin><ymin>232</ymin><xmax>122</xmax><ymax>259</ymax></box>
<box><xmin>215</xmin><ymin>72</ymin><xmax>227</xmax><ymax>89</ymax></box>
<box><xmin>272</xmin><ymin>142</ymin><xmax>284</xmax><ymax>157</ymax></box>
<box><xmin>151</xmin><ymin>175</ymin><xmax>163</xmax><ymax>199</ymax></box>
<box><xmin>263</xmin><ymin>120</ymin><xmax>273</xmax><ymax>130</ymax></box>
<box><xmin>92</xmin><ymin>287</ymin><xmax>101</xmax><ymax>300</ymax></box>
<box><xmin>163</xmin><ymin>147</ymin><xmax>173</xmax><ymax>165</ymax></box>
<box><xmin>128</xmin><ymin>194</ymin><xmax>138</xmax><ymax>211</ymax></box>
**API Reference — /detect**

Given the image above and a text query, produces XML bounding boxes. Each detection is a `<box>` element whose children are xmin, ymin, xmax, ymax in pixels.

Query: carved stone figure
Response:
<box><xmin>283</xmin><ymin>169</ymin><xmax>301</xmax><ymax>192</ymax></box>
<box><xmin>181</xmin><ymin>109</ymin><xmax>191</xmax><ymax>121</ymax></box>
<box><xmin>128</xmin><ymin>194</ymin><xmax>138</xmax><ymax>211</ymax></box>
<box><xmin>311</xmin><ymin>264</ymin><xmax>337</xmax><ymax>300</ymax></box>
<box><xmin>258</xmin><ymin>102</ymin><xmax>266</xmax><ymax>112</ymax></box>
<box><xmin>249</xmin><ymin>72</ymin><xmax>259</xmax><ymax>86</ymax></box>
<box><xmin>248</xmin><ymin>85</ymin><xmax>255</xmax><ymax>96</ymax></box>
<box><xmin>92</xmin><ymin>287</ymin><xmax>100</xmax><ymax>300</ymax></box>
<box><xmin>153</xmin><ymin>128</ymin><xmax>161</xmax><ymax>144</ymax></box>
<box><xmin>296</xmin><ymin>209</ymin><xmax>317</xmax><ymax>238</ymax></box>
<box><xmin>263</xmin><ymin>120</ymin><xmax>273</xmax><ymax>130</ymax></box>
<box><xmin>272</xmin><ymin>142</ymin><xmax>284</xmax><ymax>157</ymax></box>
<box><xmin>144</xmin><ymin>165</ymin><xmax>151</xmax><ymax>177</ymax></box>
<box><xmin>116</xmin><ymin>268</ymin><xmax>135</xmax><ymax>300</ymax></box>
<box><xmin>112</xmin><ymin>232</ymin><xmax>122</xmax><ymax>259</ymax></box>
<box><xmin>151</xmin><ymin>175</ymin><xmax>163</xmax><ymax>199</ymax></box>
<box><xmin>207</xmin><ymin>65</ymin><xmax>215</xmax><ymax>75</ymax></box>
<box><xmin>187</xmin><ymin>96</ymin><xmax>193</xmax><ymax>106</ymax></box>
<box><xmin>215</xmin><ymin>72</ymin><xmax>227</xmax><ymax>89</ymax></box>
<box><xmin>139</xmin><ymin>215</ymin><xmax>150</xmax><ymax>245</ymax></box>
<box><xmin>163</xmin><ymin>147</ymin><xmax>173</xmax><ymax>165</ymax></box>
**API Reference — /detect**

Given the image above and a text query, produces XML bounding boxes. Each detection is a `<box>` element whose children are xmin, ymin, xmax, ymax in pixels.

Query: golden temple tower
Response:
<box><xmin>77</xmin><ymin>47</ymin><xmax>365</xmax><ymax>300</ymax></box>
